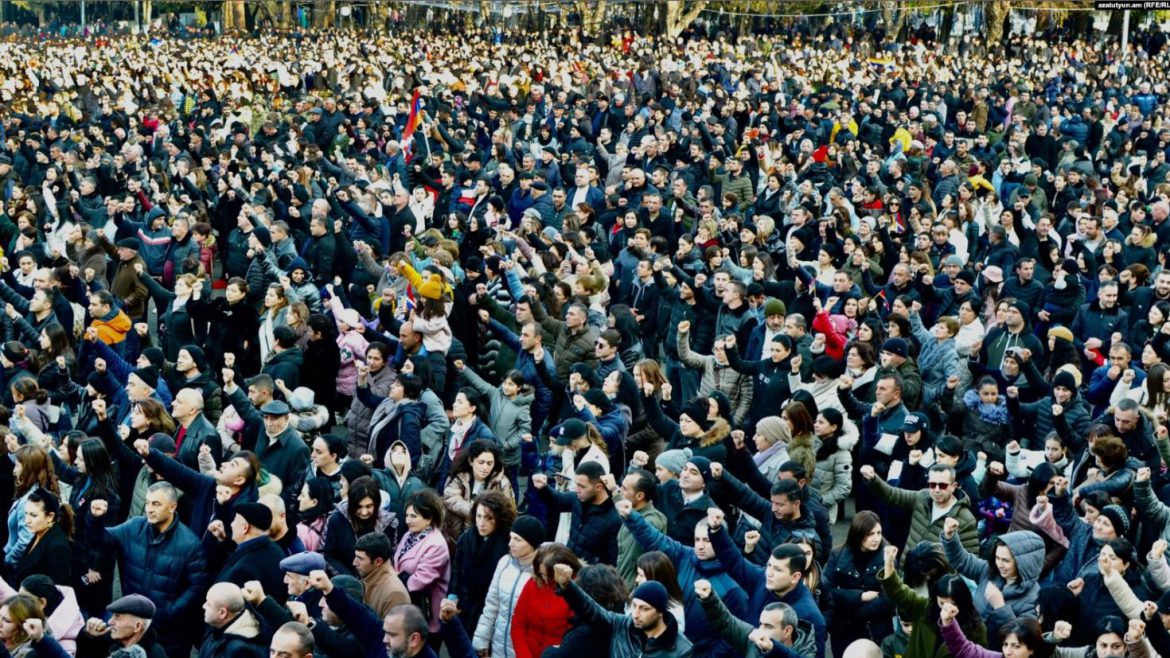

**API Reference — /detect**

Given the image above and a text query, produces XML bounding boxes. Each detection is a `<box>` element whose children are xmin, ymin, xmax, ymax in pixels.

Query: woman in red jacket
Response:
<box><xmin>510</xmin><ymin>543</ymin><xmax>581</xmax><ymax>658</ymax></box>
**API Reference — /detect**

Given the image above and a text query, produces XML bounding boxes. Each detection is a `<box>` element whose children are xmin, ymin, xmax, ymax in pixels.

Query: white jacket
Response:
<box><xmin>472</xmin><ymin>554</ymin><xmax>534</xmax><ymax>658</ymax></box>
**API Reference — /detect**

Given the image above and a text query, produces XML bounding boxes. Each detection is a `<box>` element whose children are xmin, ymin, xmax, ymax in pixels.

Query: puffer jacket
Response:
<box><xmin>96</xmin><ymin>515</ymin><xmax>209</xmax><ymax>644</ymax></box>
<box><xmin>625</xmin><ymin>511</ymin><xmax>748</xmax><ymax>658</ymax></box>
<box><xmin>1008</xmin><ymin>388</ymin><xmax>1091</xmax><ymax>452</ymax></box>
<box><xmin>866</xmin><ymin>475</ymin><xmax>981</xmax><ymax>554</ymax></box>
<box><xmin>558</xmin><ymin>580</ymin><xmax>694</xmax><ymax>658</ymax></box>
<box><xmin>536</xmin><ymin>488</ymin><xmax>621</xmax><ymax>566</ymax></box>
<box><xmin>450</xmin><ymin>529</ymin><xmax>510</xmax><ymax>634</ymax></box>
<box><xmin>347</xmin><ymin>365</ymin><xmax>396</xmax><ymax>456</ymax></box>
<box><xmin>460</xmin><ymin>365</ymin><xmax>533</xmax><ymax>467</ymax></box>
<box><xmin>442</xmin><ymin>470</ymin><xmax>513</xmax><ymax>540</ymax></box>
<box><xmin>0</xmin><ymin>580</ymin><xmax>83</xmax><ymax>656</ymax></box>
<box><xmin>814</xmin><ymin>432</ymin><xmax>858</xmax><ymax>515</ymax></box>
<box><xmin>910</xmin><ymin>311</ymin><xmax>963</xmax><ymax>405</ymax></box>
<box><xmin>321</xmin><ymin>499</ymin><xmax>398</xmax><ymax>577</ymax></box>
<box><xmin>942</xmin><ymin>530</ymin><xmax>1045</xmax><ymax>637</ymax></box>
<box><xmin>823</xmin><ymin>544</ymin><xmax>894</xmax><ymax>637</ymax></box>
<box><xmin>677</xmin><ymin>330</ymin><xmax>753</xmax><ymax>426</ymax></box>
<box><xmin>472</xmin><ymin>554</ymin><xmax>535</xmax><ymax>658</ymax></box>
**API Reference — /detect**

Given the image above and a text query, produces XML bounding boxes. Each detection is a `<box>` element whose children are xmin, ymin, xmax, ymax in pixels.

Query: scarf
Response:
<box><xmin>753</xmin><ymin>440</ymin><xmax>788</xmax><ymax>467</ymax></box>
<box><xmin>397</xmin><ymin>529</ymin><xmax>430</xmax><ymax>563</ymax></box>
<box><xmin>962</xmin><ymin>389</ymin><xmax>1011</xmax><ymax>425</ymax></box>
<box><xmin>448</xmin><ymin>417</ymin><xmax>474</xmax><ymax>461</ymax></box>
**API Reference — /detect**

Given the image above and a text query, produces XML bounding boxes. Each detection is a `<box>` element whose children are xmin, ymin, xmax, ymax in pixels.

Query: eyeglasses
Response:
<box><xmin>926</xmin><ymin>482</ymin><xmax>951</xmax><ymax>490</ymax></box>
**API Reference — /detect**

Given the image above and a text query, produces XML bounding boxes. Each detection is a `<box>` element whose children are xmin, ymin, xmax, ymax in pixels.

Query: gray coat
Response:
<box><xmin>677</xmin><ymin>330</ymin><xmax>753</xmax><ymax>426</ymax></box>
<box><xmin>347</xmin><ymin>365</ymin><xmax>396</xmax><ymax>456</ymax></box>
<box><xmin>942</xmin><ymin>529</ymin><xmax>1045</xmax><ymax>637</ymax></box>
<box><xmin>459</xmin><ymin>366</ymin><xmax>533</xmax><ymax>467</ymax></box>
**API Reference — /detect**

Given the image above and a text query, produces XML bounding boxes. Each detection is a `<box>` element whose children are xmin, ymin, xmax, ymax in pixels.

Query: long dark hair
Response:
<box><xmin>577</xmin><ymin>564</ymin><xmax>629</xmax><ymax>612</ymax></box>
<box><xmin>26</xmin><ymin>487</ymin><xmax>74</xmax><ymax>539</ymax></box>
<box><xmin>468</xmin><ymin>490</ymin><xmax>515</xmax><ymax>539</ymax></box>
<box><xmin>843</xmin><ymin>510</ymin><xmax>884</xmax><ymax>555</ymax></box>
<box><xmin>78</xmin><ymin>439</ymin><xmax>118</xmax><ymax>500</ymax></box>
<box><xmin>636</xmin><ymin>551</ymin><xmax>684</xmax><ymax>605</ymax></box>
<box><xmin>346</xmin><ymin>476</ymin><xmax>381</xmax><ymax>535</ymax></box>
<box><xmin>450</xmin><ymin>440</ymin><xmax>505</xmax><ymax>483</ymax></box>
<box><xmin>301</xmin><ymin>477</ymin><xmax>335</xmax><ymax>522</ymax></box>
<box><xmin>927</xmin><ymin>574</ymin><xmax>983</xmax><ymax>641</ymax></box>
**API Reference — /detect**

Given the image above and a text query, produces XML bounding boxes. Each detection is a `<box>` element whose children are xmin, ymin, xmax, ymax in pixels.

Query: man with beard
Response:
<box><xmin>979</xmin><ymin>300</ymin><xmax>1045</xmax><ymax>371</ymax></box>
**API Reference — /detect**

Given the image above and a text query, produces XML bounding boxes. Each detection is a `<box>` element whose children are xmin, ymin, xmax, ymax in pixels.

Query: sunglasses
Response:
<box><xmin>927</xmin><ymin>482</ymin><xmax>951</xmax><ymax>490</ymax></box>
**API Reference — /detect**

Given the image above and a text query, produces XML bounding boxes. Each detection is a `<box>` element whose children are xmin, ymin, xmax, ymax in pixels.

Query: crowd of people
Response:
<box><xmin>0</xmin><ymin>12</ymin><xmax>1165</xmax><ymax>658</ymax></box>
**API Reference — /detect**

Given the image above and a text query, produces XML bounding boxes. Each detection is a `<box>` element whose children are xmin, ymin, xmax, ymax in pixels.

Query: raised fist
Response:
<box><xmin>1053</xmin><ymin>621</ymin><xmax>1072</xmax><ymax>642</ymax></box>
<box><xmin>1067</xmin><ymin>578</ymin><xmax>1084</xmax><ymax>596</ymax></box>
<box><xmin>22</xmin><ymin>618</ymin><xmax>43</xmax><ymax>643</ymax></box>
<box><xmin>860</xmin><ymin>465</ymin><xmax>876</xmax><ymax>480</ymax></box>
<box><xmin>439</xmin><ymin>598</ymin><xmax>460</xmax><ymax>623</ymax></box>
<box><xmin>90</xmin><ymin>499</ymin><xmax>109</xmax><ymax>518</ymax></box>
<box><xmin>677</xmin><ymin>321</ymin><xmax>691</xmax><ymax>334</ymax></box>
<box><xmin>694</xmin><ymin>579</ymin><xmax>712</xmax><ymax>600</ymax></box>
<box><xmin>207</xmin><ymin>520</ymin><xmax>226</xmax><ymax>542</ymax></box>
<box><xmin>943</xmin><ymin>517</ymin><xmax>960</xmax><ymax>539</ymax></box>
<box><xmin>710</xmin><ymin>462</ymin><xmax>723</xmax><ymax>479</ymax></box>
<box><xmin>707</xmin><ymin>507</ymin><xmax>725</xmax><ymax>529</ymax></box>
<box><xmin>745</xmin><ymin>530</ymin><xmax>761</xmax><ymax>548</ymax></box>
<box><xmin>1138</xmin><ymin>467</ymin><xmax>1152</xmax><ymax>482</ymax></box>
<box><xmin>731</xmin><ymin>429</ymin><xmax>745</xmax><ymax>450</ymax></box>
<box><xmin>532</xmin><ymin>474</ymin><xmax>548</xmax><ymax>489</ymax></box>
<box><xmin>133</xmin><ymin>439</ymin><xmax>150</xmax><ymax>457</ymax></box>
<box><xmin>242</xmin><ymin>581</ymin><xmax>265</xmax><ymax>606</ymax></box>
<box><xmin>615</xmin><ymin>499</ymin><xmax>633</xmax><ymax>518</ymax></box>
<box><xmin>94</xmin><ymin>358</ymin><xmax>106</xmax><ymax>373</ymax></box>
<box><xmin>553</xmin><ymin>563</ymin><xmax>573</xmax><ymax>587</ymax></box>
<box><xmin>308</xmin><ymin>570</ymin><xmax>332</xmax><ymax>594</ymax></box>
<box><xmin>631</xmin><ymin>450</ymin><xmax>649</xmax><ymax>467</ymax></box>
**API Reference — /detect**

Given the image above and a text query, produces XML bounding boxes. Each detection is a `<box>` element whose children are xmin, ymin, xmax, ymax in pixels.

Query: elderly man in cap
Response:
<box><xmin>109</xmin><ymin>236</ymin><xmax>149</xmax><ymax>320</ymax></box>
<box><xmin>213</xmin><ymin>502</ymin><xmax>288</xmax><ymax>605</ymax></box>
<box><xmin>553</xmin><ymin>562</ymin><xmax>693</xmax><ymax>658</ymax></box>
<box><xmin>239</xmin><ymin>551</ymin><xmax>330</xmax><ymax>631</ymax></box>
<box><xmin>82</xmin><ymin>594</ymin><xmax>169</xmax><ymax>658</ymax></box>
<box><xmin>222</xmin><ymin>367</ymin><xmax>310</xmax><ymax>506</ymax></box>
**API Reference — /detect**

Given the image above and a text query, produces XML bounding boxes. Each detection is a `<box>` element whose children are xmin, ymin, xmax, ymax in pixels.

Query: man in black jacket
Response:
<box><xmin>212</xmin><ymin>503</ymin><xmax>289</xmax><ymax>607</ymax></box>
<box><xmin>532</xmin><ymin>458</ymin><xmax>621</xmax><ymax>565</ymax></box>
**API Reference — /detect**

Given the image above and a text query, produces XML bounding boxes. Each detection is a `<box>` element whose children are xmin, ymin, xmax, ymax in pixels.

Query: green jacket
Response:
<box><xmin>867</xmin><ymin>476</ymin><xmax>980</xmax><ymax>554</ymax></box>
<box><xmin>617</xmin><ymin>502</ymin><xmax>667</xmax><ymax>586</ymax></box>
<box><xmin>878</xmin><ymin>569</ymin><xmax>987</xmax><ymax>658</ymax></box>
<box><xmin>699</xmin><ymin>589</ymin><xmax>815</xmax><ymax>658</ymax></box>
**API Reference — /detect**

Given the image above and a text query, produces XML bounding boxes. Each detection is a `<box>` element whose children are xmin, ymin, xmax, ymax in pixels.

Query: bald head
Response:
<box><xmin>172</xmin><ymin>388</ymin><xmax>204</xmax><ymax>424</ymax></box>
<box><xmin>259</xmin><ymin>493</ymin><xmax>287</xmax><ymax>537</ymax></box>
<box><xmin>204</xmin><ymin>583</ymin><xmax>245</xmax><ymax>629</ymax></box>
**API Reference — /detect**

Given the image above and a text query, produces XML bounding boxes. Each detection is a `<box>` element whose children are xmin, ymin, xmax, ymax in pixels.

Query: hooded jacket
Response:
<box><xmin>197</xmin><ymin>607</ymin><xmax>266</xmax><ymax>658</ymax></box>
<box><xmin>942</xmin><ymin>530</ymin><xmax>1045</xmax><ymax>636</ymax></box>
<box><xmin>473</xmin><ymin>553</ymin><xmax>535</xmax><ymax>658</ymax></box>
<box><xmin>866</xmin><ymin>475</ymin><xmax>981</xmax><ymax>555</ymax></box>
<box><xmin>625</xmin><ymin>511</ymin><xmax>749</xmax><ymax>658</ymax></box>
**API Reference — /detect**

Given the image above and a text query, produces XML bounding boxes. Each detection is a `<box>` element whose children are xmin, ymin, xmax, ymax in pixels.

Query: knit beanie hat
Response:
<box><xmin>1057</xmin><ymin>363</ymin><xmax>1083</xmax><ymax>388</ymax></box>
<box><xmin>1048</xmin><ymin>326</ymin><xmax>1074</xmax><ymax>344</ymax></box>
<box><xmin>709</xmin><ymin>391</ymin><xmax>731</xmax><ymax>421</ymax></box>
<box><xmin>416</xmin><ymin>273</ymin><xmax>445</xmax><ymax>300</ymax></box>
<box><xmin>1100</xmin><ymin>504</ymin><xmax>1130</xmax><ymax>536</ymax></box>
<box><xmin>235</xmin><ymin>502</ymin><xmax>273</xmax><ymax>532</ymax></box>
<box><xmin>687</xmin><ymin>456</ymin><xmax>713</xmax><ymax>483</ymax></box>
<box><xmin>140</xmin><ymin>347</ymin><xmax>166</xmax><ymax>370</ymax></box>
<box><xmin>511</xmin><ymin>515</ymin><xmax>546</xmax><ymax>550</ymax></box>
<box><xmin>87</xmin><ymin>371</ymin><xmax>115</xmax><ymax>397</ymax></box>
<box><xmin>881</xmin><ymin>338</ymin><xmax>908</xmax><ymax>359</ymax></box>
<box><xmin>655</xmin><ymin>449</ymin><xmax>689</xmax><ymax>476</ymax></box>
<box><xmin>631</xmin><ymin>581</ymin><xmax>670</xmax><ymax>613</ymax></box>
<box><xmin>680</xmin><ymin>399</ymin><xmax>713</xmax><ymax>432</ymax></box>
<box><xmin>756</xmin><ymin>416</ymin><xmax>787</xmax><ymax>446</ymax></box>
<box><xmin>180</xmin><ymin>345</ymin><xmax>208</xmax><ymax>371</ymax></box>
<box><xmin>132</xmin><ymin>366</ymin><xmax>159</xmax><ymax>390</ymax></box>
<box><xmin>813</xmin><ymin>355</ymin><xmax>842</xmax><ymax>379</ymax></box>
<box><xmin>1052</xmin><ymin>370</ymin><xmax>1078</xmax><ymax>392</ymax></box>
<box><xmin>763</xmin><ymin>298</ymin><xmax>786</xmax><ymax>318</ymax></box>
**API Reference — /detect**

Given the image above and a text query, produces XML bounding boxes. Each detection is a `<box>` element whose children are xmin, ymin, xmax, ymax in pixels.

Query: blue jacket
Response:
<box><xmin>97</xmin><ymin>515</ymin><xmax>210</xmax><ymax>643</ymax></box>
<box><xmin>486</xmin><ymin>319</ymin><xmax>555</xmax><ymax>405</ymax></box>
<box><xmin>626</xmin><ymin>511</ymin><xmax>749</xmax><ymax>658</ymax></box>
<box><xmin>1087</xmin><ymin>365</ymin><xmax>1146</xmax><ymax>417</ymax></box>
<box><xmin>709</xmin><ymin>521</ymin><xmax>827</xmax><ymax>658</ymax></box>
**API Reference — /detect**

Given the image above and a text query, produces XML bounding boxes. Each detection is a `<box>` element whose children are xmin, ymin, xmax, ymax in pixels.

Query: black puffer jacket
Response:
<box><xmin>535</xmin><ymin>487</ymin><xmax>622</xmax><ymax>566</ymax></box>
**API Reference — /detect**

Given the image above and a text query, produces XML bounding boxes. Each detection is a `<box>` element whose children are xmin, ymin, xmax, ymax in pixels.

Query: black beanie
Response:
<box><xmin>132</xmin><ymin>366</ymin><xmax>159</xmax><ymax>390</ymax></box>
<box><xmin>511</xmin><ymin>515</ymin><xmax>546</xmax><ymax>550</ymax></box>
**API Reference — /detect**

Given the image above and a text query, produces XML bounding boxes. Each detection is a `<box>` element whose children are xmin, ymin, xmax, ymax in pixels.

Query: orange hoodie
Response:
<box><xmin>91</xmin><ymin>310</ymin><xmax>132</xmax><ymax>345</ymax></box>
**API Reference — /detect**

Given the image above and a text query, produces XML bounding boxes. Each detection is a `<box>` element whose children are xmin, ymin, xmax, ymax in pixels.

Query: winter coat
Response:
<box><xmin>557</xmin><ymin>580</ymin><xmax>694</xmax><ymax>658</ymax></box>
<box><xmin>530</xmin><ymin>299</ymin><xmax>599</xmax><ymax>379</ymax></box>
<box><xmin>196</xmin><ymin>608</ymin><xmax>266</xmax><ymax>658</ymax></box>
<box><xmin>0</xmin><ymin>581</ymin><xmax>82</xmax><ymax>657</ymax></box>
<box><xmin>1008</xmin><ymin>389</ymin><xmax>1091</xmax><ymax>453</ymax></box>
<box><xmin>536</xmin><ymin>488</ymin><xmax>621</xmax><ymax>566</ymax></box>
<box><xmin>1070</xmin><ymin>301</ymin><xmax>1129</xmax><ymax>351</ymax></box>
<box><xmin>708</xmin><ymin>522</ymin><xmax>826</xmax><ymax>658</ymax></box>
<box><xmin>361</xmin><ymin>559</ymin><xmax>410</xmax><ymax>620</ymax></box>
<box><xmin>442</xmin><ymin>470</ymin><xmax>513</xmax><ymax>540</ymax></box>
<box><xmin>625</xmin><ymin>511</ymin><xmax>749</xmax><ymax>658</ymax></box>
<box><xmin>394</xmin><ymin>529</ymin><xmax>450</xmax><ymax>633</ymax></box>
<box><xmin>617</xmin><ymin>502</ymin><xmax>667</xmax><ymax>586</ymax></box>
<box><xmin>225</xmin><ymin>385</ymin><xmax>310</xmax><ymax>497</ymax></box>
<box><xmin>909</xmin><ymin>312</ymin><xmax>963</xmax><ymax>405</ymax></box>
<box><xmin>879</xmin><ymin>568</ymin><xmax>988</xmax><ymax>658</ymax></box>
<box><xmin>141</xmin><ymin>447</ymin><xmax>259</xmax><ymax>545</ymax></box>
<box><xmin>677</xmin><ymin>330</ymin><xmax>753</xmax><ymax>426</ymax></box>
<box><xmin>866</xmin><ymin>475</ymin><xmax>981</xmax><ymax>554</ymax></box>
<box><xmin>174</xmin><ymin>413</ymin><xmax>222</xmax><ymax>472</ymax></box>
<box><xmin>979</xmin><ymin>476</ymin><xmax>1070</xmax><ymax>576</ymax></box>
<box><xmin>95</xmin><ymin>516</ymin><xmax>209</xmax><ymax>644</ymax></box>
<box><xmin>511</xmin><ymin>580</ymin><xmax>572</xmax><ymax>658</ymax></box>
<box><xmin>12</xmin><ymin>523</ymin><xmax>71</xmax><ymax>586</ymax></box>
<box><xmin>942</xmin><ymin>530</ymin><xmax>1045</xmax><ymax>637</ymax></box>
<box><xmin>460</xmin><ymin>366</ymin><xmax>533</xmax><ymax>467</ymax></box>
<box><xmin>823</xmin><ymin>545</ymin><xmax>895</xmax><ymax>636</ymax></box>
<box><xmin>700</xmin><ymin>588</ymin><xmax>817</xmax><ymax>658</ymax></box>
<box><xmin>814</xmin><ymin>434</ymin><xmax>857</xmax><ymax>511</ymax></box>
<box><xmin>214</xmin><ymin>535</ymin><xmax>288</xmax><ymax>606</ymax></box>
<box><xmin>450</xmin><ymin>529</ymin><xmax>510</xmax><ymax>633</ymax></box>
<box><xmin>322</xmin><ymin>499</ymin><xmax>397</xmax><ymax>577</ymax></box>
<box><xmin>361</xmin><ymin>391</ymin><xmax>427</xmax><ymax>475</ymax></box>
<box><xmin>1049</xmin><ymin>492</ymin><xmax>1103</xmax><ymax>584</ymax></box>
<box><xmin>347</xmin><ymin>365</ymin><xmax>396</xmax><ymax>454</ymax></box>
<box><xmin>323</xmin><ymin>586</ymin><xmax>442</xmax><ymax>658</ymax></box>
<box><xmin>473</xmin><ymin>554</ymin><xmax>535</xmax><ymax>658</ymax></box>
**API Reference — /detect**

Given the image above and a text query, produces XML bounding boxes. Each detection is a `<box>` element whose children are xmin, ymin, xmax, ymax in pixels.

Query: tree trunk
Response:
<box><xmin>142</xmin><ymin>0</ymin><xmax>152</xmax><ymax>28</ymax></box>
<box><xmin>881</xmin><ymin>0</ymin><xmax>908</xmax><ymax>40</ymax></box>
<box><xmin>665</xmin><ymin>0</ymin><xmax>708</xmax><ymax>38</ymax></box>
<box><xmin>314</xmin><ymin>0</ymin><xmax>335</xmax><ymax>28</ymax></box>
<box><xmin>576</xmin><ymin>0</ymin><xmax>607</xmax><ymax>37</ymax></box>
<box><xmin>985</xmin><ymin>0</ymin><xmax>1011</xmax><ymax>44</ymax></box>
